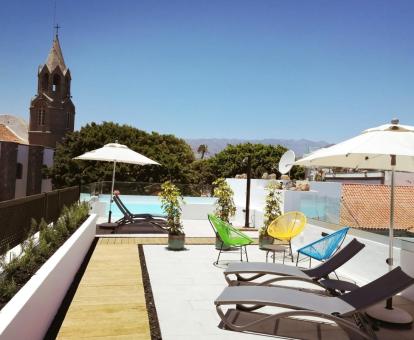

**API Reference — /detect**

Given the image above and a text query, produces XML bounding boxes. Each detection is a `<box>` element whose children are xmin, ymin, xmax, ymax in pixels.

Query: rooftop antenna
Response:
<box><xmin>278</xmin><ymin>150</ymin><xmax>296</xmax><ymax>176</ymax></box>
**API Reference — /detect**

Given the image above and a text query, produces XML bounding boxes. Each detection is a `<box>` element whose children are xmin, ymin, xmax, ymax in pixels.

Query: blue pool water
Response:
<box><xmin>98</xmin><ymin>194</ymin><xmax>216</xmax><ymax>219</ymax></box>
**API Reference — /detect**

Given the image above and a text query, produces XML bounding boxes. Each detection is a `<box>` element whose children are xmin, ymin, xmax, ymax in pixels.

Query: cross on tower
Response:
<box><xmin>54</xmin><ymin>24</ymin><xmax>61</xmax><ymax>36</ymax></box>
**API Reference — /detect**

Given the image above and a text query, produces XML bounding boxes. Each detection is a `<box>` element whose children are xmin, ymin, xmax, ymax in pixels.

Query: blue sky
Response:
<box><xmin>0</xmin><ymin>0</ymin><xmax>413</xmax><ymax>142</ymax></box>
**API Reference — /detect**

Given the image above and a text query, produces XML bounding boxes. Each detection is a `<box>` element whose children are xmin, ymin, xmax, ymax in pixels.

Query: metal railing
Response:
<box><xmin>81</xmin><ymin>181</ymin><xmax>213</xmax><ymax>197</ymax></box>
<box><xmin>0</xmin><ymin>186</ymin><xmax>80</xmax><ymax>255</ymax></box>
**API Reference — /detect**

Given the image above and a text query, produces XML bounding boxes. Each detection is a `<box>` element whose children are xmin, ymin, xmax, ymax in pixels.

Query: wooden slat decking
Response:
<box><xmin>97</xmin><ymin>237</ymin><xmax>258</xmax><ymax>245</ymax></box>
<box><xmin>57</xmin><ymin>242</ymin><xmax>150</xmax><ymax>339</ymax></box>
<box><xmin>56</xmin><ymin>236</ymin><xmax>258</xmax><ymax>339</ymax></box>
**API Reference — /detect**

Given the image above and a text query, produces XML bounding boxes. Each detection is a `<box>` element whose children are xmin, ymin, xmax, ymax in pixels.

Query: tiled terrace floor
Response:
<box><xmin>55</xmin><ymin>221</ymin><xmax>414</xmax><ymax>339</ymax></box>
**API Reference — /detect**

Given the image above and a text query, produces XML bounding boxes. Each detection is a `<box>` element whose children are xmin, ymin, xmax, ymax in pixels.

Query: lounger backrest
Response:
<box><xmin>114</xmin><ymin>195</ymin><xmax>133</xmax><ymax>216</ymax></box>
<box><xmin>340</xmin><ymin>266</ymin><xmax>414</xmax><ymax>310</ymax></box>
<box><xmin>113</xmin><ymin>195</ymin><xmax>133</xmax><ymax>221</ymax></box>
<box><xmin>298</xmin><ymin>227</ymin><xmax>350</xmax><ymax>261</ymax></box>
<box><xmin>303</xmin><ymin>238</ymin><xmax>365</xmax><ymax>278</ymax></box>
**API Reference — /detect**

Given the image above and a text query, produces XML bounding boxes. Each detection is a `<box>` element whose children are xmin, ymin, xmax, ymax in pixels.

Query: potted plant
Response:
<box><xmin>212</xmin><ymin>178</ymin><xmax>236</xmax><ymax>250</ymax></box>
<box><xmin>259</xmin><ymin>181</ymin><xmax>282</xmax><ymax>249</ymax></box>
<box><xmin>159</xmin><ymin>181</ymin><xmax>185</xmax><ymax>250</ymax></box>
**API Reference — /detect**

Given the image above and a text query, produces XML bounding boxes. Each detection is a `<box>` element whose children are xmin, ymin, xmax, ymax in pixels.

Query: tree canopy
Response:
<box><xmin>206</xmin><ymin>143</ymin><xmax>304</xmax><ymax>180</ymax></box>
<box><xmin>50</xmin><ymin>123</ymin><xmax>305</xmax><ymax>189</ymax></box>
<box><xmin>50</xmin><ymin>122</ymin><xmax>195</xmax><ymax>188</ymax></box>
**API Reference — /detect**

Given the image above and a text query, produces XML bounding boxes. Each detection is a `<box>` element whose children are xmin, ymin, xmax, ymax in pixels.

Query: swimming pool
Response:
<box><xmin>98</xmin><ymin>194</ymin><xmax>216</xmax><ymax>220</ymax></box>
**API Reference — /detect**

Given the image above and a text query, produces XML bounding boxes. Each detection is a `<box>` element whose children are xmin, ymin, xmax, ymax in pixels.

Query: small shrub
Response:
<box><xmin>213</xmin><ymin>178</ymin><xmax>236</xmax><ymax>223</ymax></box>
<box><xmin>0</xmin><ymin>277</ymin><xmax>17</xmax><ymax>301</ymax></box>
<box><xmin>259</xmin><ymin>181</ymin><xmax>282</xmax><ymax>236</ymax></box>
<box><xmin>159</xmin><ymin>181</ymin><xmax>184</xmax><ymax>235</ymax></box>
<box><xmin>0</xmin><ymin>201</ymin><xmax>89</xmax><ymax>309</ymax></box>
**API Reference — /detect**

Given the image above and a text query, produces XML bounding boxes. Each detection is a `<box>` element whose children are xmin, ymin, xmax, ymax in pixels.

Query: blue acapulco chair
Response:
<box><xmin>296</xmin><ymin>227</ymin><xmax>350</xmax><ymax>278</ymax></box>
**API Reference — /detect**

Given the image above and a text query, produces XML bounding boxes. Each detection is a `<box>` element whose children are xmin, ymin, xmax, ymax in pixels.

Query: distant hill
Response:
<box><xmin>185</xmin><ymin>138</ymin><xmax>330</xmax><ymax>158</ymax></box>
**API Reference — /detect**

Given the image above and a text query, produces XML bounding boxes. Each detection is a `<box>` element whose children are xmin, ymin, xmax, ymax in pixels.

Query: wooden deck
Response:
<box><xmin>57</xmin><ymin>237</ymin><xmax>258</xmax><ymax>339</ymax></box>
<box><xmin>57</xmin><ymin>241</ymin><xmax>150</xmax><ymax>339</ymax></box>
<box><xmin>97</xmin><ymin>236</ymin><xmax>258</xmax><ymax>245</ymax></box>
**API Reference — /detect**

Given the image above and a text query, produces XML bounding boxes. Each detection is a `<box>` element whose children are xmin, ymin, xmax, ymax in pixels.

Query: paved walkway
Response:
<box><xmin>57</xmin><ymin>242</ymin><xmax>150</xmax><ymax>339</ymax></box>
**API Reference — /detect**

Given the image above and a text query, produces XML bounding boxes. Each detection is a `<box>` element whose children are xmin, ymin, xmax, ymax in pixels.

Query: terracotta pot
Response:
<box><xmin>215</xmin><ymin>236</ymin><xmax>231</xmax><ymax>250</ymax></box>
<box><xmin>259</xmin><ymin>235</ymin><xmax>274</xmax><ymax>250</ymax></box>
<box><xmin>168</xmin><ymin>233</ymin><xmax>185</xmax><ymax>250</ymax></box>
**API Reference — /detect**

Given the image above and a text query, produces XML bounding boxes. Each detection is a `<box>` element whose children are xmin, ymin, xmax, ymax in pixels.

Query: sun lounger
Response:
<box><xmin>113</xmin><ymin>194</ymin><xmax>167</xmax><ymax>229</ymax></box>
<box><xmin>224</xmin><ymin>238</ymin><xmax>365</xmax><ymax>292</ymax></box>
<box><xmin>215</xmin><ymin>266</ymin><xmax>414</xmax><ymax>339</ymax></box>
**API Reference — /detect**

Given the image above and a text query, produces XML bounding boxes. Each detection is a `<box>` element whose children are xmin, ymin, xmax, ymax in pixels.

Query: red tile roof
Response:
<box><xmin>340</xmin><ymin>183</ymin><xmax>414</xmax><ymax>231</ymax></box>
<box><xmin>0</xmin><ymin>124</ymin><xmax>25</xmax><ymax>143</ymax></box>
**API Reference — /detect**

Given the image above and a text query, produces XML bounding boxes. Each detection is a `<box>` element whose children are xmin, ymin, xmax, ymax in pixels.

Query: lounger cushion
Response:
<box><xmin>215</xmin><ymin>285</ymin><xmax>355</xmax><ymax>316</ymax></box>
<box><xmin>225</xmin><ymin>262</ymin><xmax>309</xmax><ymax>279</ymax></box>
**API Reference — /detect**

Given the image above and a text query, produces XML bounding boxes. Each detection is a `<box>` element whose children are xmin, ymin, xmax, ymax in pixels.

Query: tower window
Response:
<box><xmin>42</xmin><ymin>73</ymin><xmax>48</xmax><ymax>91</ymax></box>
<box><xmin>52</xmin><ymin>74</ymin><xmax>60</xmax><ymax>92</ymax></box>
<box><xmin>66</xmin><ymin>112</ymin><xmax>71</xmax><ymax>128</ymax></box>
<box><xmin>38</xmin><ymin>107</ymin><xmax>46</xmax><ymax>126</ymax></box>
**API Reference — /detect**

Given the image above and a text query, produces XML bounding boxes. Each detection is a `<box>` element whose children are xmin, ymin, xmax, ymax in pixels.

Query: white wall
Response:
<box><xmin>0</xmin><ymin>214</ymin><xmax>97</xmax><ymax>339</ymax></box>
<box><xmin>14</xmin><ymin>144</ymin><xmax>29</xmax><ymax>199</ymax></box>
<box><xmin>384</xmin><ymin>171</ymin><xmax>414</xmax><ymax>186</ymax></box>
<box><xmin>226</xmin><ymin>178</ymin><xmax>275</xmax><ymax>227</ymax></box>
<box><xmin>226</xmin><ymin>179</ymin><xmax>342</xmax><ymax>228</ymax></box>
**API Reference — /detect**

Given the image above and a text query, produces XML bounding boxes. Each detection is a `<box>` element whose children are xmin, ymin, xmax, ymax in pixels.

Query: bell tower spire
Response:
<box><xmin>28</xmin><ymin>30</ymin><xmax>75</xmax><ymax>148</ymax></box>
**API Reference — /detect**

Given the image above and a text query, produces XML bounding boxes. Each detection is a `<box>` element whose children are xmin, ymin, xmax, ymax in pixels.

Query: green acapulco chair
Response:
<box><xmin>208</xmin><ymin>214</ymin><xmax>254</xmax><ymax>265</ymax></box>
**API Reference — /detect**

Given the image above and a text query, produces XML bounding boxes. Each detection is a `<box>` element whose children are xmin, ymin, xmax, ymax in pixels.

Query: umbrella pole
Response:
<box><xmin>386</xmin><ymin>163</ymin><xmax>395</xmax><ymax>310</ymax></box>
<box><xmin>367</xmin><ymin>156</ymin><xmax>412</xmax><ymax>325</ymax></box>
<box><xmin>108</xmin><ymin>160</ymin><xmax>117</xmax><ymax>223</ymax></box>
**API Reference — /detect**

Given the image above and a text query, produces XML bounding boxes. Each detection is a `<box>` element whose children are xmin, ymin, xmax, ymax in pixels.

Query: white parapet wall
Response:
<box><xmin>0</xmin><ymin>214</ymin><xmax>97</xmax><ymax>340</ymax></box>
<box><xmin>400</xmin><ymin>240</ymin><xmax>414</xmax><ymax>301</ymax></box>
<box><xmin>226</xmin><ymin>179</ymin><xmax>342</xmax><ymax>228</ymax></box>
<box><xmin>181</xmin><ymin>203</ymin><xmax>215</xmax><ymax>220</ymax></box>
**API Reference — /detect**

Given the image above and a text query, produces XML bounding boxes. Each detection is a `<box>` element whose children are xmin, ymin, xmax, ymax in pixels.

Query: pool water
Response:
<box><xmin>98</xmin><ymin>194</ymin><xmax>216</xmax><ymax>220</ymax></box>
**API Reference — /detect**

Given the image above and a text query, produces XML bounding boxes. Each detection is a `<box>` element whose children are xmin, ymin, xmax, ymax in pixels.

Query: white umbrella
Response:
<box><xmin>295</xmin><ymin>119</ymin><xmax>414</xmax><ymax>324</ymax></box>
<box><xmin>74</xmin><ymin>142</ymin><xmax>160</xmax><ymax>222</ymax></box>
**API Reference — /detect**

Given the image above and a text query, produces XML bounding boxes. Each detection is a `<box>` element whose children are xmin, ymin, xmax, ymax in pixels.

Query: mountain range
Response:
<box><xmin>185</xmin><ymin>138</ymin><xmax>330</xmax><ymax>158</ymax></box>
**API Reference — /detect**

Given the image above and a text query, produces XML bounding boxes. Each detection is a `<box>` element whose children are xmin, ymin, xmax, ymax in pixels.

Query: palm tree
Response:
<box><xmin>197</xmin><ymin>144</ymin><xmax>208</xmax><ymax>159</ymax></box>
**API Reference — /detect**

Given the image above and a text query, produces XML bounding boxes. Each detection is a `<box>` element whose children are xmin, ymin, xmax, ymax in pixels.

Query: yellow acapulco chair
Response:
<box><xmin>267</xmin><ymin>211</ymin><xmax>307</xmax><ymax>262</ymax></box>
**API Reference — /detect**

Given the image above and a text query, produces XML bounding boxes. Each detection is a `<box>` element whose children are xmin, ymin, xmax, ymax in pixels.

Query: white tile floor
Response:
<box><xmin>144</xmin><ymin>243</ymin><xmax>350</xmax><ymax>340</ymax></box>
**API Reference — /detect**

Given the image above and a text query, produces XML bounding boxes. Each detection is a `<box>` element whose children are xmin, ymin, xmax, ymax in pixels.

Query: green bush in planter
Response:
<box><xmin>159</xmin><ymin>181</ymin><xmax>185</xmax><ymax>250</ymax></box>
<box><xmin>0</xmin><ymin>201</ymin><xmax>89</xmax><ymax>309</ymax></box>
<box><xmin>212</xmin><ymin>178</ymin><xmax>236</xmax><ymax>223</ymax></box>
<box><xmin>159</xmin><ymin>181</ymin><xmax>184</xmax><ymax>235</ymax></box>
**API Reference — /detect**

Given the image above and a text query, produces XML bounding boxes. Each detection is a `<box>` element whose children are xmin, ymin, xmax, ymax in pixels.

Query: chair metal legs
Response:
<box><xmin>244</xmin><ymin>246</ymin><xmax>249</xmax><ymax>262</ymax></box>
<box><xmin>240</xmin><ymin>245</ymin><xmax>249</xmax><ymax>262</ymax></box>
<box><xmin>288</xmin><ymin>241</ymin><xmax>294</xmax><ymax>262</ymax></box>
<box><xmin>216</xmin><ymin>242</ymin><xmax>249</xmax><ymax>265</ymax></box>
<box><xmin>215</xmin><ymin>241</ymin><xmax>224</xmax><ymax>265</ymax></box>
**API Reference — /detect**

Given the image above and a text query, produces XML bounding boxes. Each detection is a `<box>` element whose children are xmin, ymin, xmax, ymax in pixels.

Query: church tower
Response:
<box><xmin>28</xmin><ymin>32</ymin><xmax>75</xmax><ymax>148</ymax></box>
